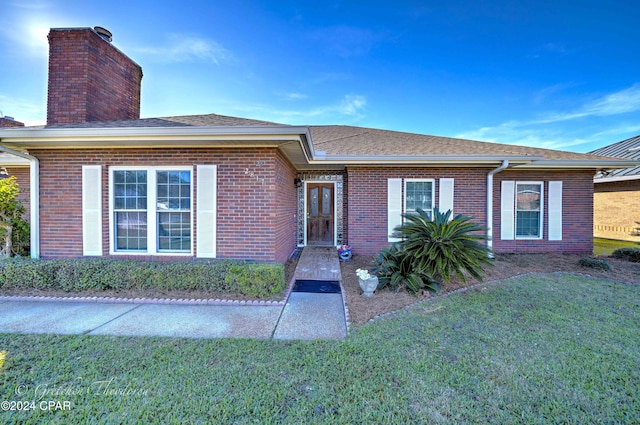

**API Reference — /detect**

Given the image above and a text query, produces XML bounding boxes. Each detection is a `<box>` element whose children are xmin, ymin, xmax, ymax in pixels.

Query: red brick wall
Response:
<box><xmin>47</xmin><ymin>28</ymin><xmax>142</xmax><ymax>125</ymax></box>
<box><xmin>273</xmin><ymin>151</ymin><xmax>297</xmax><ymax>263</ymax></box>
<box><xmin>593</xmin><ymin>179</ymin><xmax>640</xmax><ymax>242</ymax></box>
<box><xmin>493</xmin><ymin>170</ymin><xmax>594</xmax><ymax>254</ymax></box>
<box><xmin>30</xmin><ymin>148</ymin><xmax>297</xmax><ymax>263</ymax></box>
<box><xmin>347</xmin><ymin>167</ymin><xmax>595</xmax><ymax>256</ymax></box>
<box><xmin>347</xmin><ymin>167</ymin><xmax>488</xmax><ymax>256</ymax></box>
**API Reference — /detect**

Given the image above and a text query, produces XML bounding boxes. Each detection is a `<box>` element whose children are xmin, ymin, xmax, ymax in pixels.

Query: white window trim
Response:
<box><xmin>109</xmin><ymin>166</ymin><xmax>194</xmax><ymax>256</ymax></box>
<box><xmin>515</xmin><ymin>181</ymin><xmax>544</xmax><ymax>240</ymax></box>
<box><xmin>404</xmin><ymin>178</ymin><xmax>435</xmax><ymax>217</ymax></box>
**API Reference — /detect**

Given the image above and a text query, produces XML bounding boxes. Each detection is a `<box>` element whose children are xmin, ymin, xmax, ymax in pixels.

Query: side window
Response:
<box><xmin>515</xmin><ymin>182</ymin><xmax>543</xmax><ymax>239</ymax></box>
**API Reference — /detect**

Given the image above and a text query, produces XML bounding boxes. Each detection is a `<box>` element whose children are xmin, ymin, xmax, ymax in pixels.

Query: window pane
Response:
<box><xmin>115</xmin><ymin>212</ymin><xmax>147</xmax><ymax>250</ymax></box>
<box><xmin>516</xmin><ymin>211</ymin><xmax>541</xmax><ymax>237</ymax></box>
<box><xmin>157</xmin><ymin>171</ymin><xmax>191</xmax><ymax>212</ymax></box>
<box><xmin>113</xmin><ymin>171</ymin><xmax>147</xmax><ymax>211</ymax></box>
<box><xmin>406</xmin><ymin>181</ymin><xmax>433</xmax><ymax>216</ymax></box>
<box><xmin>310</xmin><ymin>187</ymin><xmax>319</xmax><ymax>216</ymax></box>
<box><xmin>322</xmin><ymin>187</ymin><xmax>331</xmax><ymax>216</ymax></box>
<box><xmin>517</xmin><ymin>184</ymin><xmax>541</xmax><ymax>211</ymax></box>
<box><xmin>158</xmin><ymin>212</ymin><xmax>191</xmax><ymax>251</ymax></box>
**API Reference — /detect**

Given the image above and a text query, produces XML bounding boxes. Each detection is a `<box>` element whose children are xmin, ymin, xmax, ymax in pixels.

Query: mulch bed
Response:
<box><xmin>340</xmin><ymin>253</ymin><xmax>640</xmax><ymax>325</ymax></box>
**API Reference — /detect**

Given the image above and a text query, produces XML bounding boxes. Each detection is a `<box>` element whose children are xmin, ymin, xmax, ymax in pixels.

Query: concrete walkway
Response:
<box><xmin>0</xmin><ymin>248</ymin><xmax>347</xmax><ymax>340</ymax></box>
<box><xmin>0</xmin><ymin>299</ymin><xmax>284</xmax><ymax>339</ymax></box>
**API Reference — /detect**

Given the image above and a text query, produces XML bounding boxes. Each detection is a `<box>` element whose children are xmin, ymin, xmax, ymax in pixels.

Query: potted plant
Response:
<box><xmin>338</xmin><ymin>244</ymin><xmax>352</xmax><ymax>261</ymax></box>
<box><xmin>356</xmin><ymin>268</ymin><xmax>378</xmax><ymax>297</ymax></box>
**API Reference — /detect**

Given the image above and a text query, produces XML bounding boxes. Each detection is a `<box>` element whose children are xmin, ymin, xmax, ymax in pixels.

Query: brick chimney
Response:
<box><xmin>0</xmin><ymin>117</ymin><xmax>25</xmax><ymax>128</ymax></box>
<box><xmin>46</xmin><ymin>27</ymin><xmax>143</xmax><ymax>126</ymax></box>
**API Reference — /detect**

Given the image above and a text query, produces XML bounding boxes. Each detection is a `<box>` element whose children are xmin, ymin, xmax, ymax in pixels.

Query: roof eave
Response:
<box><xmin>513</xmin><ymin>159</ymin><xmax>640</xmax><ymax>170</ymax></box>
<box><xmin>594</xmin><ymin>174</ymin><xmax>640</xmax><ymax>183</ymax></box>
<box><xmin>0</xmin><ymin>125</ymin><xmax>312</xmax><ymax>154</ymax></box>
<box><xmin>307</xmin><ymin>154</ymin><xmax>541</xmax><ymax>166</ymax></box>
<box><xmin>0</xmin><ymin>125</ymin><xmax>310</xmax><ymax>141</ymax></box>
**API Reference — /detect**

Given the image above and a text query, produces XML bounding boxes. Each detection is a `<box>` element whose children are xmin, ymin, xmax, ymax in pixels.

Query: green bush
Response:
<box><xmin>373</xmin><ymin>208</ymin><xmax>492</xmax><ymax>295</ymax></box>
<box><xmin>611</xmin><ymin>247</ymin><xmax>640</xmax><ymax>263</ymax></box>
<box><xmin>0</xmin><ymin>258</ymin><xmax>285</xmax><ymax>298</ymax></box>
<box><xmin>578</xmin><ymin>257</ymin><xmax>611</xmax><ymax>271</ymax></box>
<box><xmin>373</xmin><ymin>244</ymin><xmax>440</xmax><ymax>295</ymax></box>
<box><xmin>224</xmin><ymin>264</ymin><xmax>286</xmax><ymax>298</ymax></box>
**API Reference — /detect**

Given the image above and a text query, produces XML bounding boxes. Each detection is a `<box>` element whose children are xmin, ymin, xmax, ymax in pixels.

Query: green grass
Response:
<box><xmin>1</xmin><ymin>273</ymin><xmax>639</xmax><ymax>424</ymax></box>
<box><xmin>594</xmin><ymin>237</ymin><xmax>640</xmax><ymax>256</ymax></box>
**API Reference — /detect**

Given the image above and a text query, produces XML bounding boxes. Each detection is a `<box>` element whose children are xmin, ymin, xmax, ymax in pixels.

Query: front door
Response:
<box><xmin>307</xmin><ymin>183</ymin><xmax>334</xmax><ymax>245</ymax></box>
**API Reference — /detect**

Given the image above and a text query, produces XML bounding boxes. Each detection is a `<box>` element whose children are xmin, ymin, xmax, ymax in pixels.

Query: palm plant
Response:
<box><xmin>392</xmin><ymin>208</ymin><xmax>492</xmax><ymax>283</ymax></box>
<box><xmin>373</xmin><ymin>243</ymin><xmax>440</xmax><ymax>295</ymax></box>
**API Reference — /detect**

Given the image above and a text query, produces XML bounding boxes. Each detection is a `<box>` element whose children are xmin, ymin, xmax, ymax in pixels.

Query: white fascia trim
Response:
<box><xmin>0</xmin><ymin>125</ymin><xmax>311</xmax><ymax>139</ymax></box>
<box><xmin>594</xmin><ymin>174</ymin><xmax>640</xmax><ymax>183</ymax></box>
<box><xmin>514</xmin><ymin>160</ymin><xmax>640</xmax><ymax>169</ymax></box>
<box><xmin>0</xmin><ymin>125</ymin><xmax>314</xmax><ymax>163</ymax></box>
<box><xmin>307</xmin><ymin>155</ymin><xmax>540</xmax><ymax>166</ymax></box>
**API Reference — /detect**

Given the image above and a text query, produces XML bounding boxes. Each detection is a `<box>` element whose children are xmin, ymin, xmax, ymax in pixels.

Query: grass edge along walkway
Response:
<box><xmin>1</xmin><ymin>272</ymin><xmax>638</xmax><ymax>424</ymax></box>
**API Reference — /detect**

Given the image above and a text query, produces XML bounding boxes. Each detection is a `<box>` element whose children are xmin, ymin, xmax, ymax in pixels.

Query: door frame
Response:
<box><xmin>303</xmin><ymin>180</ymin><xmax>337</xmax><ymax>246</ymax></box>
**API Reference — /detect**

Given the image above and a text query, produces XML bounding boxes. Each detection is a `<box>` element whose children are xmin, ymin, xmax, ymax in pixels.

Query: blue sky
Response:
<box><xmin>1</xmin><ymin>0</ymin><xmax>639</xmax><ymax>153</ymax></box>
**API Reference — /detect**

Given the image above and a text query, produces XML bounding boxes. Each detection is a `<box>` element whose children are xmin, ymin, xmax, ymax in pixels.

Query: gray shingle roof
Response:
<box><xmin>307</xmin><ymin>125</ymin><xmax>615</xmax><ymax>161</ymax></box>
<box><xmin>589</xmin><ymin>134</ymin><xmax>640</xmax><ymax>178</ymax></box>
<box><xmin>41</xmin><ymin>113</ymin><xmax>284</xmax><ymax>129</ymax></box>
<box><xmin>4</xmin><ymin>112</ymin><xmax>630</xmax><ymax>163</ymax></box>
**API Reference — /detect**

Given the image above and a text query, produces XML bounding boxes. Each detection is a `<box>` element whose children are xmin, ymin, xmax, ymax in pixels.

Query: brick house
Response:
<box><xmin>0</xmin><ymin>27</ymin><xmax>637</xmax><ymax>262</ymax></box>
<box><xmin>590</xmin><ymin>135</ymin><xmax>640</xmax><ymax>242</ymax></box>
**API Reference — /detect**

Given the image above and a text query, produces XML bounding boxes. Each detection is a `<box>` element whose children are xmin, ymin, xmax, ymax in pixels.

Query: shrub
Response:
<box><xmin>578</xmin><ymin>257</ymin><xmax>611</xmax><ymax>271</ymax></box>
<box><xmin>0</xmin><ymin>258</ymin><xmax>285</xmax><ymax>298</ymax></box>
<box><xmin>611</xmin><ymin>247</ymin><xmax>640</xmax><ymax>263</ymax></box>
<box><xmin>373</xmin><ymin>244</ymin><xmax>440</xmax><ymax>295</ymax></box>
<box><xmin>373</xmin><ymin>208</ymin><xmax>492</xmax><ymax>296</ymax></box>
<box><xmin>224</xmin><ymin>264</ymin><xmax>286</xmax><ymax>298</ymax></box>
<box><xmin>392</xmin><ymin>208</ymin><xmax>492</xmax><ymax>283</ymax></box>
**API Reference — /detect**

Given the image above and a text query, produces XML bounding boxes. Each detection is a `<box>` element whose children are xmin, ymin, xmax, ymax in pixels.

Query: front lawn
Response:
<box><xmin>1</xmin><ymin>273</ymin><xmax>638</xmax><ymax>424</ymax></box>
<box><xmin>594</xmin><ymin>237</ymin><xmax>640</xmax><ymax>256</ymax></box>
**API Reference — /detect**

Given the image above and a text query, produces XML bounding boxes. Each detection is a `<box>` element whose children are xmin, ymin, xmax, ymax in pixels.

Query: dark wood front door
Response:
<box><xmin>307</xmin><ymin>183</ymin><xmax>334</xmax><ymax>245</ymax></box>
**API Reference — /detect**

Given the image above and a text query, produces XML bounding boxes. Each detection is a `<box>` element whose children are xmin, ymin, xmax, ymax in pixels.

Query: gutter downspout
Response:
<box><xmin>0</xmin><ymin>146</ymin><xmax>39</xmax><ymax>259</ymax></box>
<box><xmin>486</xmin><ymin>160</ymin><xmax>509</xmax><ymax>258</ymax></box>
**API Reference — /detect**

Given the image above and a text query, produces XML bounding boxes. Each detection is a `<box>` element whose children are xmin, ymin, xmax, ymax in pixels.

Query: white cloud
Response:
<box><xmin>337</xmin><ymin>95</ymin><xmax>366</xmax><ymax>116</ymax></box>
<box><xmin>534</xmin><ymin>84</ymin><xmax>640</xmax><ymax>124</ymax></box>
<box><xmin>457</xmin><ymin>85</ymin><xmax>640</xmax><ymax>151</ymax></box>
<box><xmin>134</xmin><ymin>34</ymin><xmax>232</xmax><ymax>64</ymax></box>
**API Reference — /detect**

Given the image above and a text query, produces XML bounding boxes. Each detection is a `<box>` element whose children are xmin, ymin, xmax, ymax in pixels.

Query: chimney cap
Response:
<box><xmin>94</xmin><ymin>26</ymin><xmax>112</xmax><ymax>42</ymax></box>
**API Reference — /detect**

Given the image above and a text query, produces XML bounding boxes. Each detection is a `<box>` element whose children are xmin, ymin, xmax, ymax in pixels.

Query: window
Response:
<box><xmin>157</xmin><ymin>171</ymin><xmax>191</xmax><ymax>251</ymax></box>
<box><xmin>515</xmin><ymin>182</ymin><xmax>543</xmax><ymax>238</ymax></box>
<box><xmin>113</xmin><ymin>170</ymin><xmax>148</xmax><ymax>250</ymax></box>
<box><xmin>111</xmin><ymin>167</ymin><xmax>192</xmax><ymax>254</ymax></box>
<box><xmin>404</xmin><ymin>179</ymin><xmax>434</xmax><ymax>218</ymax></box>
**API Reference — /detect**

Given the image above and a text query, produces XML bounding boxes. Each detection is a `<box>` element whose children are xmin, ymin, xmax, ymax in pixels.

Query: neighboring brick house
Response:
<box><xmin>1</xmin><ymin>26</ymin><xmax>638</xmax><ymax>262</ymax></box>
<box><xmin>590</xmin><ymin>135</ymin><xmax>640</xmax><ymax>242</ymax></box>
<box><xmin>0</xmin><ymin>116</ymin><xmax>30</xmax><ymax>220</ymax></box>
